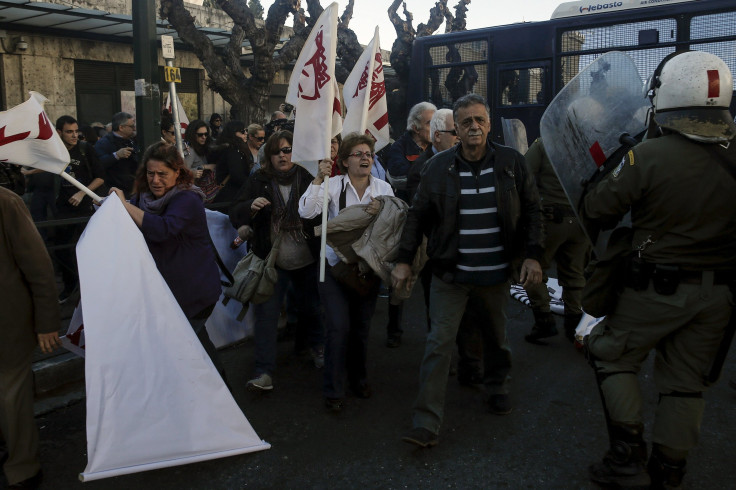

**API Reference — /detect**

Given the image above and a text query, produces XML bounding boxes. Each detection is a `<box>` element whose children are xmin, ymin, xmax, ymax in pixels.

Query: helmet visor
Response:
<box><xmin>654</xmin><ymin>107</ymin><xmax>736</xmax><ymax>141</ymax></box>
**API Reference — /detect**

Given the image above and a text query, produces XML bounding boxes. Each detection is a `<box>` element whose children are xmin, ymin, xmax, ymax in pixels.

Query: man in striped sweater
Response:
<box><xmin>393</xmin><ymin>94</ymin><xmax>544</xmax><ymax>448</ymax></box>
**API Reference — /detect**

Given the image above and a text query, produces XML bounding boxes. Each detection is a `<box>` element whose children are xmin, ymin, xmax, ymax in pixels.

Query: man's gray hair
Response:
<box><xmin>111</xmin><ymin>112</ymin><xmax>133</xmax><ymax>131</ymax></box>
<box><xmin>406</xmin><ymin>101</ymin><xmax>437</xmax><ymax>132</ymax></box>
<box><xmin>452</xmin><ymin>94</ymin><xmax>490</xmax><ymax>122</ymax></box>
<box><xmin>430</xmin><ymin>108</ymin><xmax>453</xmax><ymax>135</ymax></box>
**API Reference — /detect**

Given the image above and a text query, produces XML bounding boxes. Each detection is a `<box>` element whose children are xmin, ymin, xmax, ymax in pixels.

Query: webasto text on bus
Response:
<box><xmin>580</xmin><ymin>2</ymin><xmax>624</xmax><ymax>13</ymax></box>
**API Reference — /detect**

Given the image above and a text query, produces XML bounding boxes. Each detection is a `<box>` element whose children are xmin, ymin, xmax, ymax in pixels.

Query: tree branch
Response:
<box><xmin>450</xmin><ymin>0</ymin><xmax>471</xmax><ymax>32</ymax></box>
<box><xmin>340</xmin><ymin>0</ymin><xmax>355</xmax><ymax>28</ymax></box>
<box><xmin>417</xmin><ymin>0</ymin><xmax>449</xmax><ymax>38</ymax></box>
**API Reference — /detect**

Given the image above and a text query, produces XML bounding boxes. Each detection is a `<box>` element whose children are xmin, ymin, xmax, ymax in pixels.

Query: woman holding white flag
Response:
<box><xmin>109</xmin><ymin>142</ymin><xmax>227</xmax><ymax>383</ymax></box>
<box><xmin>298</xmin><ymin>133</ymin><xmax>394</xmax><ymax>412</ymax></box>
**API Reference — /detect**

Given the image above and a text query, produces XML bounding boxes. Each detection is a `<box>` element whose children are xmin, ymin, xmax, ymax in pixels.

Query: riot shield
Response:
<box><xmin>540</xmin><ymin>51</ymin><xmax>649</xmax><ymax>251</ymax></box>
<box><xmin>501</xmin><ymin>118</ymin><xmax>529</xmax><ymax>154</ymax></box>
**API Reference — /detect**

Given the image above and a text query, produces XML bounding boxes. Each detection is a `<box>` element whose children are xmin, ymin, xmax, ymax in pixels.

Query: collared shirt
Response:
<box><xmin>298</xmin><ymin>174</ymin><xmax>394</xmax><ymax>266</ymax></box>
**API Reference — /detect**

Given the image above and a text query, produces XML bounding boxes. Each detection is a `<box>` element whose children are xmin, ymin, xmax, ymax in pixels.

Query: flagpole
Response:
<box><xmin>319</xmin><ymin>175</ymin><xmax>329</xmax><ymax>282</ymax></box>
<box><xmin>60</xmin><ymin>171</ymin><xmax>104</xmax><ymax>202</ymax></box>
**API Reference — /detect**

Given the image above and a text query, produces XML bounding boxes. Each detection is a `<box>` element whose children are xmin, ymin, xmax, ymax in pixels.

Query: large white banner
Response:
<box><xmin>0</xmin><ymin>91</ymin><xmax>69</xmax><ymax>173</ymax></box>
<box><xmin>77</xmin><ymin>197</ymin><xmax>269</xmax><ymax>482</ymax></box>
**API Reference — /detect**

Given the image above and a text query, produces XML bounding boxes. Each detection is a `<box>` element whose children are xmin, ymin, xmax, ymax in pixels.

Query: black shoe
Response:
<box><xmin>589</xmin><ymin>457</ymin><xmax>651</xmax><ymax>489</ymax></box>
<box><xmin>386</xmin><ymin>335</ymin><xmax>401</xmax><ymax>348</ymax></box>
<box><xmin>525</xmin><ymin>310</ymin><xmax>558</xmax><ymax>345</ymax></box>
<box><xmin>9</xmin><ymin>470</ymin><xmax>43</xmax><ymax>489</ymax></box>
<box><xmin>402</xmin><ymin>427</ymin><xmax>438</xmax><ymax>448</ymax></box>
<box><xmin>324</xmin><ymin>398</ymin><xmax>343</xmax><ymax>412</ymax></box>
<box><xmin>488</xmin><ymin>394</ymin><xmax>512</xmax><ymax>415</ymax></box>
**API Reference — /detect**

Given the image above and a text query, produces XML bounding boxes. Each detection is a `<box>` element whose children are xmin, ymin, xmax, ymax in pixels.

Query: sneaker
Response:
<box><xmin>246</xmin><ymin>373</ymin><xmax>273</xmax><ymax>392</ymax></box>
<box><xmin>402</xmin><ymin>427</ymin><xmax>438</xmax><ymax>448</ymax></box>
<box><xmin>588</xmin><ymin>456</ymin><xmax>651</xmax><ymax>489</ymax></box>
<box><xmin>311</xmin><ymin>346</ymin><xmax>325</xmax><ymax>369</ymax></box>
<box><xmin>488</xmin><ymin>394</ymin><xmax>512</xmax><ymax>415</ymax></box>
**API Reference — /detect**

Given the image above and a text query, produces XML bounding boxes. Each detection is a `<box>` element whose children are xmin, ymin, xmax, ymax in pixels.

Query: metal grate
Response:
<box><xmin>560</xmin><ymin>46</ymin><xmax>675</xmax><ymax>88</ymax></box>
<box><xmin>427</xmin><ymin>40</ymin><xmax>488</xmax><ymax>66</ymax></box>
<box><xmin>498</xmin><ymin>67</ymin><xmax>547</xmax><ymax>106</ymax></box>
<box><xmin>424</xmin><ymin>64</ymin><xmax>487</xmax><ymax>108</ymax></box>
<box><xmin>561</xmin><ymin>18</ymin><xmax>677</xmax><ymax>53</ymax></box>
<box><xmin>691</xmin><ymin>11</ymin><xmax>736</xmax><ymax>39</ymax></box>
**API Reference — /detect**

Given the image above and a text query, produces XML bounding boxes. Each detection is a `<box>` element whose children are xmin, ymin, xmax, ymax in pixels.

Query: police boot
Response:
<box><xmin>648</xmin><ymin>444</ymin><xmax>686</xmax><ymax>490</ymax></box>
<box><xmin>564</xmin><ymin>312</ymin><xmax>583</xmax><ymax>344</ymax></box>
<box><xmin>524</xmin><ymin>309</ymin><xmax>558</xmax><ymax>345</ymax></box>
<box><xmin>588</xmin><ymin>423</ymin><xmax>651</xmax><ymax>489</ymax></box>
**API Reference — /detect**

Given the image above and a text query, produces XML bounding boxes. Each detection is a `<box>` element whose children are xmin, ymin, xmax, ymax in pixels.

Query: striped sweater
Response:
<box><xmin>454</xmin><ymin>152</ymin><xmax>509</xmax><ymax>286</ymax></box>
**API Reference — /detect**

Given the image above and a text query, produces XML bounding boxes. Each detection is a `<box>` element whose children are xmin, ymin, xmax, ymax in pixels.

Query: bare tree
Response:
<box><xmin>386</xmin><ymin>0</ymin><xmax>470</xmax><ymax>133</ymax></box>
<box><xmin>160</xmin><ymin>0</ymin><xmax>362</xmax><ymax>123</ymax></box>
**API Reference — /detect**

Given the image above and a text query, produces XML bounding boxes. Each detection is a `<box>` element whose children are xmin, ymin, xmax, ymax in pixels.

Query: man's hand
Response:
<box><xmin>391</xmin><ymin>263</ymin><xmax>412</xmax><ymax>292</ymax></box>
<box><xmin>68</xmin><ymin>190</ymin><xmax>85</xmax><ymax>207</ymax></box>
<box><xmin>108</xmin><ymin>187</ymin><xmax>126</xmax><ymax>202</ymax></box>
<box><xmin>520</xmin><ymin>258</ymin><xmax>543</xmax><ymax>288</ymax></box>
<box><xmin>313</xmin><ymin>159</ymin><xmax>333</xmax><ymax>185</ymax></box>
<box><xmin>116</xmin><ymin>147</ymin><xmax>133</xmax><ymax>159</ymax></box>
<box><xmin>37</xmin><ymin>332</ymin><xmax>61</xmax><ymax>354</ymax></box>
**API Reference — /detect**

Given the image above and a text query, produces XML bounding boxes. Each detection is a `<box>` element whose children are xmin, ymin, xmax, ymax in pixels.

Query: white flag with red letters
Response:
<box><xmin>164</xmin><ymin>92</ymin><xmax>189</xmax><ymax>132</ymax></box>
<box><xmin>0</xmin><ymin>92</ymin><xmax>69</xmax><ymax>173</ymax></box>
<box><xmin>342</xmin><ymin>27</ymin><xmax>390</xmax><ymax>151</ymax></box>
<box><xmin>285</xmin><ymin>2</ymin><xmax>342</xmax><ymax>163</ymax></box>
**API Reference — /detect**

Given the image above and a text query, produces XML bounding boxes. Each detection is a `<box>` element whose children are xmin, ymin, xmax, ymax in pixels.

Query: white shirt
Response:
<box><xmin>298</xmin><ymin>174</ymin><xmax>394</xmax><ymax>266</ymax></box>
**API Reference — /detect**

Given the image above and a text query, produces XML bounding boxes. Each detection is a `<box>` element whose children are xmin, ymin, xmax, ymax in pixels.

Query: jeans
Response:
<box><xmin>319</xmin><ymin>266</ymin><xmax>379</xmax><ymax>399</ymax></box>
<box><xmin>251</xmin><ymin>261</ymin><xmax>323</xmax><ymax>376</ymax></box>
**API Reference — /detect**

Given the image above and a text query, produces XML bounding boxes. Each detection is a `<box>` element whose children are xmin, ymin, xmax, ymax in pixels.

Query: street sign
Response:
<box><xmin>164</xmin><ymin>66</ymin><xmax>181</xmax><ymax>83</ymax></box>
<box><xmin>161</xmin><ymin>35</ymin><xmax>175</xmax><ymax>59</ymax></box>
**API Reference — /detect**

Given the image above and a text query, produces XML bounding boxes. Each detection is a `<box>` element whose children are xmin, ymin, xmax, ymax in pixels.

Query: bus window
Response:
<box><xmin>499</xmin><ymin>67</ymin><xmax>548</xmax><ymax>106</ymax></box>
<box><xmin>424</xmin><ymin>39</ymin><xmax>488</xmax><ymax>108</ymax></box>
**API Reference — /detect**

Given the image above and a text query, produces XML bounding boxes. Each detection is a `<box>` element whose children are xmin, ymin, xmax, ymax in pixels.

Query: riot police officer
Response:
<box><xmin>523</xmin><ymin>137</ymin><xmax>591</xmax><ymax>345</ymax></box>
<box><xmin>582</xmin><ymin>51</ymin><xmax>736</xmax><ymax>489</ymax></box>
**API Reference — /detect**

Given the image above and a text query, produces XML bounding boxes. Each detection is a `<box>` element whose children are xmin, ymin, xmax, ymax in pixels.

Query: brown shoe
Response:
<box><xmin>402</xmin><ymin>427</ymin><xmax>438</xmax><ymax>448</ymax></box>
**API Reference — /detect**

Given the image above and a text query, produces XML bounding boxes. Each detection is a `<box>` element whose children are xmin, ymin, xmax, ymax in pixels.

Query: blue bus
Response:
<box><xmin>406</xmin><ymin>0</ymin><xmax>736</xmax><ymax>143</ymax></box>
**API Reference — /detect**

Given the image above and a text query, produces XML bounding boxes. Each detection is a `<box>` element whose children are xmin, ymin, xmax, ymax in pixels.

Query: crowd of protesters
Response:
<box><xmin>3</xmin><ymin>82</ymin><xmax>735</xmax><ymax>490</ymax></box>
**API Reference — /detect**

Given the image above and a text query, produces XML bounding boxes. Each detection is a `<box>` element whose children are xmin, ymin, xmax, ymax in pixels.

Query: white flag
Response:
<box><xmin>0</xmin><ymin>92</ymin><xmax>69</xmax><ymax>173</ymax></box>
<box><xmin>342</xmin><ymin>27</ymin><xmax>390</xmax><ymax>151</ymax></box>
<box><xmin>60</xmin><ymin>302</ymin><xmax>86</xmax><ymax>358</ymax></box>
<box><xmin>286</xmin><ymin>2</ymin><xmax>342</xmax><ymax>163</ymax></box>
<box><xmin>165</xmin><ymin>92</ymin><xmax>189</xmax><ymax>132</ymax></box>
<box><xmin>77</xmin><ymin>197</ymin><xmax>269</xmax><ymax>482</ymax></box>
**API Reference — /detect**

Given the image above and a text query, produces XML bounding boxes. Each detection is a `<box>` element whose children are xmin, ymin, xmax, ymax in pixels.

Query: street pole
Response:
<box><xmin>132</xmin><ymin>0</ymin><xmax>161</xmax><ymax>152</ymax></box>
<box><xmin>161</xmin><ymin>34</ymin><xmax>184</xmax><ymax>156</ymax></box>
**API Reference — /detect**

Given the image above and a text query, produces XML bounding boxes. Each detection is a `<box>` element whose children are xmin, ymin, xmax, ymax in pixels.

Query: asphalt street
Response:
<box><xmin>14</xmin><ymin>285</ymin><xmax>736</xmax><ymax>489</ymax></box>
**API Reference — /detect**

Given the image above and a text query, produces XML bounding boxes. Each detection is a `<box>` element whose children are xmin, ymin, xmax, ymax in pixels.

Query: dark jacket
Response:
<box><xmin>229</xmin><ymin>166</ymin><xmax>322</xmax><ymax>260</ymax></box>
<box><xmin>214</xmin><ymin>146</ymin><xmax>254</xmax><ymax>203</ymax></box>
<box><xmin>396</xmin><ymin>140</ymin><xmax>544</xmax><ymax>283</ymax></box>
<box><xmin>94</xmin><ymin>132</ymin><xmax>139</xmax><ymax>196</ymax></box>
<box><xmin>406</xmin><ymin>145</ymin><xmax>436</xmax><ymax>205</ymax></box>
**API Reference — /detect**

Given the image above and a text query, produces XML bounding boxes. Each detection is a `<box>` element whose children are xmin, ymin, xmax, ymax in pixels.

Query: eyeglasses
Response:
<box><xmin>278</xmin><ymin>146</ymin><xmax>293</xmax><ymax>154</ymax></box>
<box><xmin>437</xmin><ymin>129</ymin><xmax>457</xmax><ymax>136</ymax></box>
<box><xmin>164</xmin><ymin>130</ymin><xmax>175</xmax><ymax>135</ymax></box>
<box><xmin>236</xmin><ymin>129</ymin><xmax>247</xmax><ymax>134</ymax></box>
<box><xmin>348</xmin><ymin>150</ymin><xmax>373</xmax><ymax>159</ymax></box>
<box><xmin>196</xmin><ymin>132</ymin><xmax>209</xmax><ymax>137</ymax></box>
<box><xmin>253</xmin><ymin>136</ymin><xmax>265</xmax><ymax>142</ymax></box>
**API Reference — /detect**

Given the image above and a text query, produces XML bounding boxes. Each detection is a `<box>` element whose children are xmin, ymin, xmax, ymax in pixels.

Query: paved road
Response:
<box><xmin>18</xmin><ymin>287</ymin><xmax>736</xmax><ymax>489</ymax></box>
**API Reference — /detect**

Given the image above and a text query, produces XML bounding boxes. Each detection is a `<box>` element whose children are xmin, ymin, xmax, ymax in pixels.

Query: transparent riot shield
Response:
<box><xmin>540</xmin><ymin>51</ymin><xmax>649</xmax><ymax>252</ymax></box>
<box><xmin>501</xmin><ymin>118</ymin><xmax>529</xmax><ymax>154</ymax></box>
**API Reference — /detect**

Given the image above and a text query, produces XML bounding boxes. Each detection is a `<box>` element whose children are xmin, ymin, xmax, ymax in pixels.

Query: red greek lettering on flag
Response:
<box><xmin>342</xmin><ymin>27</ymin><xmax>390</xmax><ymax>151</ymax></box>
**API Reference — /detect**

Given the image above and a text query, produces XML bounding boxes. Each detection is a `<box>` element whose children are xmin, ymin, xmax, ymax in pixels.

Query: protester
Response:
<box><xmin>1</xmin><ymin>186</ymin><xmax>61</xmax><ymax>489</ymax></box>
<box><xmin>299</xmin><ymin>132</ymin><xmax>394</xmax><ymax>412</ymax></box>
<box><xmin>160</xmin><ymin>117</ymin><xmax>177</xmax><ymax>146</ymax></box>
<box><xmin>108</xmin><ymin>142</ymin><xmax>227</xmax><ymax>383</ymax></box>
<box><xmin>385</xmin><ymin>101</ymin><xmax>436</xmax><ymax>201</ymax></box>
<box><xmin>184</xmin><ymin>120</ymin><xmax>219</xmax><ymax>202</ymax></box>
<box><xmin>229</xmin><ymin>131</ymin><xmax>324</xmax><ymax>392</ymax></box>
<box><xmin>94</xmin><ymin>112</ymin><xmax>139</xmax><ymax>197</ymax></box>
<box><xmin>246</xmin><ymin>123</ymin><xmax>266</xmax><ymax>172</ymax></box>
<box><xmin>392</xmin><ymin>94</ymin><xmax>543</xmax><ymax>447</ymax></box>
<box><xmin>53</xmin><ymin>115</ymin><xmax>106</xmax><ymax>303</ymax></box>
<box><xmin>214</xmin><ymin>121</ymin><xmax>253</xmax><ymax>204</ymax></box>
<box><xmin>209</xmin><ymin>113</ymin><xmax>223</xmax><ymax>142</ymax></box>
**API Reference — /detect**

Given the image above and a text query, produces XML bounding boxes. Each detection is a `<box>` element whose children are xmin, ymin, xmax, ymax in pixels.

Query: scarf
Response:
<box><xmin>269</xmin><ymin>166</ymin><xmax>303</xmax><ymax>241</ymax></box>
<box><xmin>137</xmin><ymin>184</ymin><xmax>206</xmax><ymax>215</ymax></box>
